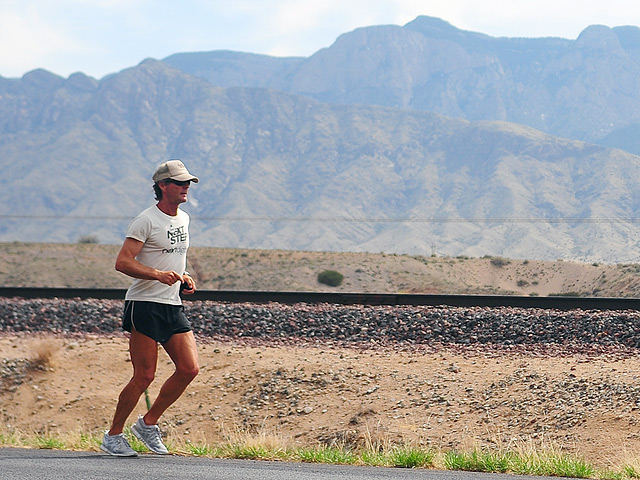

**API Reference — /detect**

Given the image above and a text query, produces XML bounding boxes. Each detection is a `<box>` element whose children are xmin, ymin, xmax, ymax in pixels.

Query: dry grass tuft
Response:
<box><xmin>28</xmin><ymin>338</ymin><xmax>60</xmax><ymax>371</ymax></box>
<box><xmin>222</xmin><ymin>423</ymin><xmax>293</xmax><ymax>453</ymax></box>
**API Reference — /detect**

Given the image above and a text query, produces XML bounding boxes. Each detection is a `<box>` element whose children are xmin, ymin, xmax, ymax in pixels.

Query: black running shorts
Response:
<box><xmin>122</xmin><ymin>300</ymin><xmax>192</xmax><ymax>344</ymax></box>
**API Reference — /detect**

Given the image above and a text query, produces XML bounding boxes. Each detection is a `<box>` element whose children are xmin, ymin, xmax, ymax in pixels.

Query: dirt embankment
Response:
<box><xmin>3</xmin><ymin>243</ymin><xmax>640</xmax><ymax>468</ymax></box>
<box><xmin>3</xmin><ymin>297</ymin><xmax>640</xmax><ymax>468</ymax></box>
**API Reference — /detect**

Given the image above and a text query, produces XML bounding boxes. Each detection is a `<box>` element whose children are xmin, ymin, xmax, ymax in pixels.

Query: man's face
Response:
<box><xmin>161</xmin><ymin>179</ymin><xmax>191</xmax><ymax>204</ymax></box>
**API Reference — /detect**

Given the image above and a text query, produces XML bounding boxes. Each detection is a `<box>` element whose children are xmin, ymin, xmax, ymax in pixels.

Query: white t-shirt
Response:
<box><xmin>124</xmin><ymin>205</ymin><xmax>190</xmax><ymax>305</ymax></box>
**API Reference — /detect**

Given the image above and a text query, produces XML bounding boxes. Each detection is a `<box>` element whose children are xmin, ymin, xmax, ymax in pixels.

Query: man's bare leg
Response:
<box><xmin>108</xmin><ymin>330</ymin><xmax>159</xmax><ymax>435</ymax></box>
<box><xmin>143</xmin><ymin>331</ymin><xmax>199</xmax><ymax>426</ymax></box>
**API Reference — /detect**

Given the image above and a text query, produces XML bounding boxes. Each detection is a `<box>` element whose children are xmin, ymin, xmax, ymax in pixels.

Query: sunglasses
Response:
<box><xmin>164</xmin><ymin>179</ymin><xmax>191</xmax><ymax>186</ymax></box>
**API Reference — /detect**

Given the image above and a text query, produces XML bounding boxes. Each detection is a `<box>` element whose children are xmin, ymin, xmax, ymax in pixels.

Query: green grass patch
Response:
<box><xmin>444</xmin><ymin>449</ymin><xmax>511</xmax><ymax>473</ymax></box>
<box><xmin>0</xmin><ymin>432</ymin><xmax>20</xmax><ymax>447</ymax></box>
<box><xmin>359</xmin><ymin>448</ymin><xmax>387</xmax><ymax>466</ymax></box>
<box><xmin>389</xmin><ymin>447</ymin><xmax>435</xmax><ymax>468</ymax></box>
<box><xmin>0</xmin><ymin>428</ymin><xmax>615</xmax><ymax>478</ymax></box>
<box><xmin>186</xmin><ymin>442</ymin><xmax>220</xmax><ymax>457</ymax></box>
<box><xmin>225</xmin><ymin>443</ymin><xmax>278</xmax><ymax>460</ymax></box>
<box><xmin>624</xmin><ymin>465</ymin><xmax>640</xmax><ymax>479</ymax></box>
<box><xmin>34</xmin><ymin>435</ymin><xmax>66</xmax><ymax>450</ymax></box>
<box><xmin>549</xmin><ymin>455</ymin><xmax>595</xmax><ymax>478</ymax></box>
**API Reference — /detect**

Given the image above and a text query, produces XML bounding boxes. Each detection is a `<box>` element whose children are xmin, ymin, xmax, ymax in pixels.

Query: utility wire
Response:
<box><xmin>7</xmin><ymin>214</ymin><xmax>640</xmax><ymax>224</ymax></box>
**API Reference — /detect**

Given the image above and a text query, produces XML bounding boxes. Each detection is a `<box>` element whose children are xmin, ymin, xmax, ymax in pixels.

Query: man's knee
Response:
<box><xmin>177</xmin><ymin>363</ymin><xmax>199</xmax><ymax>382</ymax></box>
<box><xmin>133</xmin><ymin>371</ymin><xmax>155</xmax><ymax>390</ymax></box>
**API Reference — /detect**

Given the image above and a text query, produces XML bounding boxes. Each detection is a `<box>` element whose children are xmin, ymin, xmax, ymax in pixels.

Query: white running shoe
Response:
<box><xmin>100</xmin><ymin>431</ymin><xmax>138</xmax><ymax>457</ymax></box>
<box><xmin>131</xmin><ymin>416</ymin><xmax>169</xmax><ymax>455</ymax></box>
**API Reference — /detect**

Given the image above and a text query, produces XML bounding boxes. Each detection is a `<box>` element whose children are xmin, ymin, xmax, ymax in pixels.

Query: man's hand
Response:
<box><xmin>156</xmin><ymin>270</ymin><xmax>184</xmax><ymax>286</ymax></box>
<box><xmin>180</xmin><ymin>273</ymin><xmax>196</xmax><ymax>294</ymax></box>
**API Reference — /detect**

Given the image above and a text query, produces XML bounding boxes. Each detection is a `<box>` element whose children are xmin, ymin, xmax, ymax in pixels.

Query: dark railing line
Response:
<box><xmin>0</xmin><ymin>287</ymin><xmax>638</xmax><ymax>311</ymax></box>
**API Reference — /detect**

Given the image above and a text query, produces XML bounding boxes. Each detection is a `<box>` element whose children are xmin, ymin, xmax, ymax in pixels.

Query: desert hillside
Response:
<box><xmin>1</xmin><ymin>242</ymin><xmax>640</xmax><ymax>297</ymax></box>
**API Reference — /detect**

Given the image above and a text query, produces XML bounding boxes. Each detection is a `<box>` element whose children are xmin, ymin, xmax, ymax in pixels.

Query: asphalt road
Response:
<box><xmin>0</xmin><ymin>448</ymin><xmax>569</xmax><ymax>480</ymax></box>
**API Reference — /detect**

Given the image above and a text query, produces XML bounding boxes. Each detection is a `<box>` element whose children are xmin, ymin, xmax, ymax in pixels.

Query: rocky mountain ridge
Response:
<box><xmin>1</xmin><ymin>17</ymin><xmax>640</xmax><ymax>262</ymax></box>
<box><xmin>164</xmin><ymin>16</ymin><xmax>640</xmax><ymax>153</ymax></box>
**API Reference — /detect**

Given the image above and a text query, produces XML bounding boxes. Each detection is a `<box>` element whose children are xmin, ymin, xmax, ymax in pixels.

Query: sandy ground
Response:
<box><xmin>2</xmin><ymin>332</ymin><xmax>640</xmax><ymax>469</ymax></box>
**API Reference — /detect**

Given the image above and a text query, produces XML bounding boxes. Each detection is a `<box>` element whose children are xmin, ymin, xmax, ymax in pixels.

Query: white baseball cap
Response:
<box><xmin>152</xmin><ymin>160</ymin><xmax>199</xmax><ymax>183</ymax></box>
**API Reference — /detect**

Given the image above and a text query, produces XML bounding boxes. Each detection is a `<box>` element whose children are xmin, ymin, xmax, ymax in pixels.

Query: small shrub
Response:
<box><xmin>490</xmin><ymin>257</ymin><xmax>511</xmax><ymax>268</ymax></box>
<box><xmin>317</xmin><ymin>270</ymin><xmax>344</xmax><ymax>287</ymax></box>
<box><xmin>78</xmin><ymin>235</ymin><xmax>99</xmax><ymax>244</ymax></box>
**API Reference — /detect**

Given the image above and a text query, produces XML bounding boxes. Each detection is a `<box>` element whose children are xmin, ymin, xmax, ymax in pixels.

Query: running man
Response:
<box><xmin>101</xmin><ymin>159</ymin><xmax>200</xmax><ymax>456</ymax></box>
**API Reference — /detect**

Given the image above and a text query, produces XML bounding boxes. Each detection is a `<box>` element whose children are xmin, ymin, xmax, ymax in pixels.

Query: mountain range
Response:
<box><xmin>1</xmin><ymin>16</ymin><xmax>640</xmax><ymax>262</ymax></box>
<box><xmin>164</xmin><ymin>16</ymin><xmax>640</xmax><ymax>153</ymax></box>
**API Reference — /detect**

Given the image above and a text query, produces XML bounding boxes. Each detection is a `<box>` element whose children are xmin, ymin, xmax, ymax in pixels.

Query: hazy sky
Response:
<box><xmin>3</xmin><ymin>0</ymin><xmax>640</xmax><ymax>79</ymax></box>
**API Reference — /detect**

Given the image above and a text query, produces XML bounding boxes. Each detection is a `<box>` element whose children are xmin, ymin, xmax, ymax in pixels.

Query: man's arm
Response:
<box><xmin>115</xmin><ymin>237</ymin><xmax>184</xmax><ymax>286</ymax></box>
